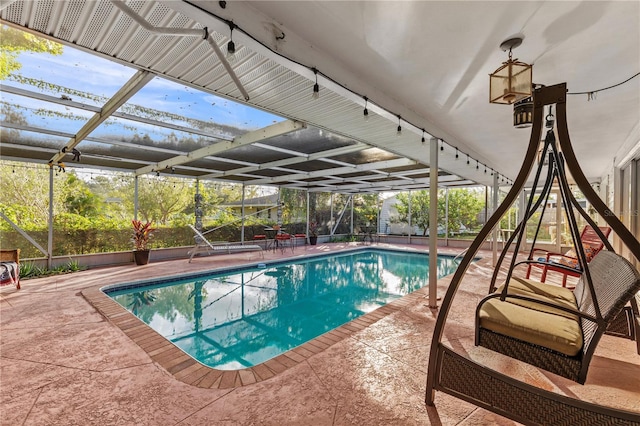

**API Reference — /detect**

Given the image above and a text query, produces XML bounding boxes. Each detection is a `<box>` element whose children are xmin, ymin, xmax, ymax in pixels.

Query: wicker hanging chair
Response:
<box><xmin>425</xmin><ymin>83</ymin><xmax>640</xmax><ymax>425</ymax></box>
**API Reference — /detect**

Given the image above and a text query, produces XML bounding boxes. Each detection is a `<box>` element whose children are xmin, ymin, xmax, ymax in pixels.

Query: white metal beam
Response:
<box><xmin>49</xmin><ymin>70</ymin><xmax>154</xmax><ymax>165</ymax></box>
<box><xmin>247</xmin><ymin>158</ymin><xmax>417</xmax><ymax>185</ymax></box>
<box><xmin>429</xmin><ymin>137</ymin><xmax>439</xmax><ymax>308</ymax></box>
<box><xmin>200</xmin><ymin>143</ymin><xmax>368</xmax><ymax>179</ymax></box>
<box><xmin>135</xmin><ymin>119</ymin><xmax>305</xmax><ymax>175</ymax></box>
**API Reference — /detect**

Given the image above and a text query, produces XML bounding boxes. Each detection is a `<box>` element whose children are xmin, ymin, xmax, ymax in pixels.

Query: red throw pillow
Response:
<box><xmin>582</xmin><ymin>243</ymin><xmax>597</xmax><ymax>262</ymax></box>
<box><xmin>558</xmin><ymin>243</ymin><xmax>596</xmax><ymax>269</ymax></box>
<box><xmin>558</xmin><ymin>254</ymin><xmax>579</xmax><ymax>269</ymax></box>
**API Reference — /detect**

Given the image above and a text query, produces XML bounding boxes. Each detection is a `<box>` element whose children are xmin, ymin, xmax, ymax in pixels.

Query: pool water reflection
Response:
<box><xmin>108</xmin><ymin>249</ymin><xmax>460</xmax><ymax>369</ymax></box>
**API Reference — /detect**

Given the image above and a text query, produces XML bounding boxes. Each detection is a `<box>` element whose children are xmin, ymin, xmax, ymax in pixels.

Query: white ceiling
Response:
<box><xmin>2</xmin><ymin>0</ymin><xmax>638</xmax><ymax>189</ymax></box>
<box><xmin>193</xmin><ymin>0</ymin><xmax>640</xmax><ymax>182</ymax></box>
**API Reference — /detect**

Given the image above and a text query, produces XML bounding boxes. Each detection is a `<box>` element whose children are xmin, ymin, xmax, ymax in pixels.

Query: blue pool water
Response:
<box><xmin>107</xmin><ymin>249</ymin><xmax>460</xmax><ymax>370</ymax></box>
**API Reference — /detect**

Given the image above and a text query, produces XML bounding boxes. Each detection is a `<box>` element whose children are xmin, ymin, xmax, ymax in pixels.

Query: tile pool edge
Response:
<box><xmin>81</xmin><ymin>283</ymin><xmax>428</xmax><ymax>389</ymax></box>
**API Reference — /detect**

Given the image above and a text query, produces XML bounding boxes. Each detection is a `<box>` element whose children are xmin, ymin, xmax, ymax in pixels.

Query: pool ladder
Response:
<box><xmin>453</xmin><ymin>247</ymin><xmax>469</xmax><ymax>263</ymax></box>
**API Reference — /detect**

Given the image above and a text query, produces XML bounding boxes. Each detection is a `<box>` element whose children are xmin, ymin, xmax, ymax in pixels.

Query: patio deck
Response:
<box><xmin>1</xmin><ymin>242</ymin><xmax>639</xmax><ymax>425</ymax></box>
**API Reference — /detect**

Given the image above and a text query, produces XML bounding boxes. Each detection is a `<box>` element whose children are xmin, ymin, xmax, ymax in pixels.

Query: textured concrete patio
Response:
<box><xmin>1</xmin><ymin>242</ymin><xmax>639</xmax><ymax>425</ymax></box>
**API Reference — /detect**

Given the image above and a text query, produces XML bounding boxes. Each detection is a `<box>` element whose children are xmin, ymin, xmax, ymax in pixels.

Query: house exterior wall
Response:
<box><xmin>600</xmin><ymin>137</ymin><xmax>640</xmax><ymax>266</ymax></box>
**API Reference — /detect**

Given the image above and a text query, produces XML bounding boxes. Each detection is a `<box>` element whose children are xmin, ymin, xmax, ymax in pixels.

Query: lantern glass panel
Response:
<box><xmin>490</xmin><ymin>60</ymin><xmax>532</xmax><ymax>104</ymax></box>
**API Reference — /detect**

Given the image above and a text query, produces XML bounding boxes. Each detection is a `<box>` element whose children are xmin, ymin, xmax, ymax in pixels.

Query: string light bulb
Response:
<box><xmin>440</xmin><ymin>140</ymin><xmax>444</xmax><ymax>151</ymax></box>
<box><xmin>363</xmin><ymin>96</ymin><xmax>369</xmax><ymax>121</ymax></box>
<box><xmin>226</xmin><ymin>22</ymin><xmax>236</xmax><ymax>60</ymax></box>
<box><xmin>421</xmin><ymin>129</ymin><xmax>425</xmax><ymax>143</ymax></box>
<box><xmin>467</xmin><ymin>154</ymin><xmax>470</xmax><ymax>165</ymax></box>
<box><xmin>312</xmin><ymin>68</ymin><xmax>319</xmax><ymax>100</ymax></box>
<box><xmin>455</xmin><ymin>148</ymin><xmax>459</xmax><ymax>159</ymax></box>
<box><xmin>396</xmin><ymin>115</ymin><xmax>402</xmax><ymax>136</ymax></box>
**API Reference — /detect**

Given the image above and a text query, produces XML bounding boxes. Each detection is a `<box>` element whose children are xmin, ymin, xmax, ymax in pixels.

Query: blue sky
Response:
<box><xmin>5</xmin><ymin>34</ymin><xmax>284</xmax><ymax>136</ymax></box>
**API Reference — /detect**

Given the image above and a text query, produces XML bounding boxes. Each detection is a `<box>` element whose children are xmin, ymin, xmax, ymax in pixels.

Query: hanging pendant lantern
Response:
<box><xmin>489</xmin><ymin>37</ymin><xmax>532</xmax><ymax>104</ymax></box>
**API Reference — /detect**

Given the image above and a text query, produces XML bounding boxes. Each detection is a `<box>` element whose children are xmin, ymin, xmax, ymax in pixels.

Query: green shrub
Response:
<box><xmin>20</xmin><ymin>259</ymin><xmax>86</xmax><ymax>279</ymax></box>
<box><xmin>19</xmin><ymin>262</ymin><xmax>45</xmax><ymax>278</ymax></box>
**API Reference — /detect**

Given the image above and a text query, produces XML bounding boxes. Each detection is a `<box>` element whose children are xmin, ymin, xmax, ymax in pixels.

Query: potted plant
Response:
<box><xmin>131</xmin><ymin>219</ymin><xmax>156</xmax><ymax>265</ymax></box>
<box><xmin>308</xmin><ymin>221</ymin><xmax>319</xmax><ymax>245</ymax></box>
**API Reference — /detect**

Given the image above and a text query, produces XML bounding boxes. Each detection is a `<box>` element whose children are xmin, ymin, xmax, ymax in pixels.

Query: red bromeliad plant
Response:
<box><xmin>309</xmin><ymin>221</ymin><xmax>319</xmax><ymax>236</ymax></box>
<box><xmin>131</xmin><ymin>219</ymin><xmax>156</xmax><ymax>251</ymax></box>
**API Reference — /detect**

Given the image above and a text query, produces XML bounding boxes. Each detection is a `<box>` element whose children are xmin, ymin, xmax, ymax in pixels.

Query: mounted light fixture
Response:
<box><xmin>489</xmin><ymin>37</ymin><xmax>532</xmax><ymax>104</ymax></box>
<box><xmin>513</xmin><ymin>96</ymin><xmax>533</xmax><ymax>128</ymax></box>
<box><xmin>396</xmin><ymin>115</ymin><xmax>402</xmax><ymax>136</ymax></box>
<box><xmin>421</xmin><ymin>129</ymin><xmax>426</xmax><ymax>143</ymax></box>
<box><xmin>363</xmin><ymin>96</ymin><xmax>369</xmax><ymax>121</ymax></box>
<box><xmin>312</xmin><ymin>68</ymin><xmax>319</xmax><ymax>100</ymax></box>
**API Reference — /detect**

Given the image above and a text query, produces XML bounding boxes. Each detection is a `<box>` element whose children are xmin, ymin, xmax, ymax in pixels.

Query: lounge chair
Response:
<box><xmin>0</xmin><ymin>249</ymin><xmax>20</xmax><ymax>289</ymax></box>
<box><xmin>526</xmin><ymin>225</ymin><xmax>612</xmax><ymax>287</ymax></box>
<box><xmin>188</xmin><ymin>225</ymin><xmax>263</xmax><ymax>263</ymax></box>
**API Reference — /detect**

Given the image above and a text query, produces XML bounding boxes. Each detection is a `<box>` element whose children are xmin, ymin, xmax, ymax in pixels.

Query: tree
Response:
<box><xmin>353</xmin><ymin>193</ymin><xmax>379</xmax><ymax>228</ymax></box>
<box><xmin>280</xmin><ymin>188</ymin><xmax>306</xmax><ymax>224</ymax></box>
<box><xmin>128</xmin><ymin>176</ymin><xmax>193</xmax><ymax>225</ymax></box>
<box><xmin>392</xmin><ymin>188</ymin><xmax>485</xmax><ymax>236</ymax></box>
<box><xmin>0</xmin><ymin>26</ymin><xmax>63</xmax><ymax>80</ymax></box>
<box><xmin>444</xmin><ymin>188</ymin><xmax>484</xmax><ymax>234</ymax></box>
<box><xmin>0</xmin><ymin>161</ymin><xmax>52</xmax><ymax>230</ymax></box>
<box><xmin>62</xmin><ymin>174</ymin><xmax>103</xmax><ymax>217</ymax></box>
<box><xmin>393</xmin><ymin>191</ymin><xmax>431</xmax><ymax>235</ymax></box>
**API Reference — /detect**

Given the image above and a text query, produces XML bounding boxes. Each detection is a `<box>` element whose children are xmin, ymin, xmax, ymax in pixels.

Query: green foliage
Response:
<box><xmin>281</xmin><ymin>188</ymin><xmax>307</xmax><ymax>223</ymax></box>
<box><xmin>62</xmin><ymin>174</ymin><xmax>103</xmax><ymax>216</ymax></box>
<box><xmin>392</xmin><ymin>188</ymin><xmax>485</xmax><ymax>236</ymax></box>
<box><xmin>65</xmin><ymin>259</ymin><xmax>82</xmax><ymax>272</ymax></box>
<box><xmin>445</xmin><ymin>188</ymin><xmax>484</xmax><ymax>233</ymax></box>
<box><xmin>19</xmin><ymin>259</ymin><xmax>85</xmax><ymax>279</ymax></box>
<box><xmin>54</xmin><ymin>212</ymin><xmax>93</xmax><ymax>231</ymax></box>
<box><xmin>394</xmin><ymin>191</ymin><xmax>431</xmax><ymax>235</ymax></box>
<box><xmin>0</xmin><ymin>26</ymin><xmax>63</xmax><ymax>80</ymax></box>
<box><xmin>0</xmin><ymin>162</ymin><xmax>50</xmax><ymax>230</ymax></box>
<box><xmin>353</xmin><ymin>194</ymin><xmax>379</xmax><ymax>229</ymax></box>
<box><xmin>130</xmin><ymin>177</ymin><xmax>193</xmax><ymax>225</ymax></box>
<box><xmin>499</xmin><ymin>206</ymin><xmax>518</xmax><ymax>231</ymax></box>
<box><xmin>18</xmin><ymin>261</ymin><xmax>45</xmax><ymax>278</ymax></box>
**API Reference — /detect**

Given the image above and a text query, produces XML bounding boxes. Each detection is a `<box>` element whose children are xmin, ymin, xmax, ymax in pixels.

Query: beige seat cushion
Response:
<box><xmin>479</xmin><ymin>298</ymin><xmax>583</xmax><ymax>356</ymax></box>
<box><xmin>495</xmin><ymin>277</ymin><xmax>579</xmax><ymax>321</ymax></box>
<box><xmin>509</xmin><ymin>276</ymin><xmax>576</xmax><ymax>304</ymax></box>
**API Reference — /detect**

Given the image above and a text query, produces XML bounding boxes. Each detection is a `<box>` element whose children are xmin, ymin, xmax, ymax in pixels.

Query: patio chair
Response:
<box><xmin>526</xmin><ymin>225</ymin><xmax>612</xmax><ymax>287</ymax></box>
<box><xmin>274</xmin><ymin>232</ymin><xmax>294</xmax><ymax>253</ymax></box>
<box><xmin>252</xmin><ymin>234</ymin><xmax>268</xmax><ymax>249</ymax></box>
<box><xmin>293</xmin><ymin>233</ymin><xmax>307</xmax><ymax>248</ymax></box>
<box><xmin>0</xmin><ymin>249</ymin><xmax>20</xmax><ymax>289</ymax></box>
<box><xmin>188</xmin><ymin>225</ymin><xmax>263</xmax><ymax>263</ymax></box>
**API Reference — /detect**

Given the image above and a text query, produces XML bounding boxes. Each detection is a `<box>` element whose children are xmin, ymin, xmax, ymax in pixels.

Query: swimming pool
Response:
<box><xmin>106</xmin><ymin>248</ymin><xmax>460</xmax><ymax>370</ymax></box>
